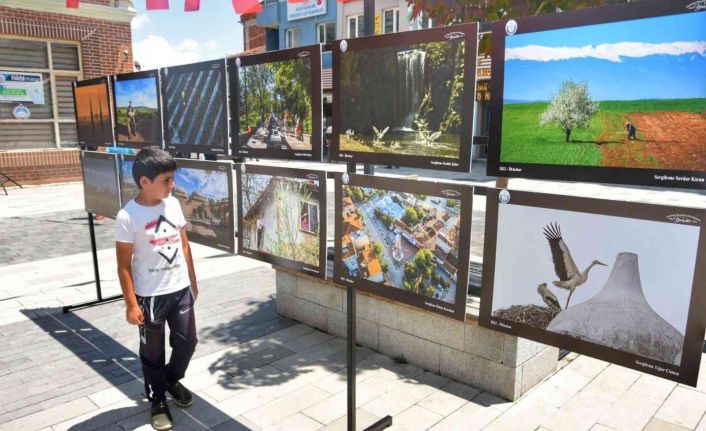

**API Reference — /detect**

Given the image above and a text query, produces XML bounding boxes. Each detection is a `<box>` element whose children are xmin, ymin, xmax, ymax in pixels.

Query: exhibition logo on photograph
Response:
<box><xmin>298</xmin><ymin>52</ymin><xmax>311</xmax><ymax>58</ymax></box>
<box><xmin>687</xmin><ymin>0</ymin><xmax>706</xmax><ymax>11</ymax></box>
<box><xmin>441</xmin><ymin>189</ymin><xmax>461</xmax><ymax>198</ymax></box>
<box><xmin>667</xmin><ymin>214</ymin><xmax>701</xmax><ymax>225</ymax></box>
<box><xmin>306</xmin><ymin>173</ymin><xmax>319</xmax><ymax>181</ymax></box>
<box><xmin>444</xmin><ymin>32</ymin><xmax>465</xmax><ymax>41</ymax></box>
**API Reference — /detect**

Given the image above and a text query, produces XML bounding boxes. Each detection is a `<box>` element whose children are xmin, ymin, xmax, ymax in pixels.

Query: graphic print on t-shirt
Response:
<box><xmin>145</xmin><ymin>214</ymin><xmax>181</xmax><ymax>265</ymax></box>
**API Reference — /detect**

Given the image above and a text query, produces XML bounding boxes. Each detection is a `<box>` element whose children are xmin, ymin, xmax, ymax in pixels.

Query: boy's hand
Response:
<box><xmin>191</xmin><ymin>286</ymin><xmax>199</xmax><ymax>301</ymax></box>
<box><xmin>126</xmin><ymin>304</ymin><xmax>144</xmax><ymax>325</ymax></box>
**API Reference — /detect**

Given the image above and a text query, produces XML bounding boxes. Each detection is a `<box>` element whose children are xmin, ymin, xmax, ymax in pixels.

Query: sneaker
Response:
<box><xmin>150</xmin><ymin>400</ymin><xmax>172</xmax><ymax>431</ymax></box>
<box><xmin>167</xmin><ymin>380</ymin><xmax>193</xmax><ymax>407</ymax></box>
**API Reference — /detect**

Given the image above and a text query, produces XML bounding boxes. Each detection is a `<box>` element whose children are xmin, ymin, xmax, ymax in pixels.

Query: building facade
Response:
<box><xmin>0</xmin><ymin>0</ymin><xmax>135</xmax><ymax>185</ymax></box>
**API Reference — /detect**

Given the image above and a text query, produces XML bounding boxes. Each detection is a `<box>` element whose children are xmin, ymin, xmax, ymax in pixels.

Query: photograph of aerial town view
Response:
<box><xmin>499</xmin><ymin>11</ymin><xmax>706</xmax><ymax>172</ymax></box>
<box><xmin>339</xmin><ymin>182</ymin><xmax>463</xmax><ymax>305</ymax></box>
<box><xmin>113</xmin><ymin>73</ymin><xmax>161</xmax><ymax>147</ymax></box>
<box><xmin>173</xmin><ymin>161</ymin><xmax>234</xmax><ymax>252</ymax></box>
<box><xmin>119</xmin><ymin>156</ymin><xmax>137</xmax><ymax>207</ymax></box>
<box><xmin>238</xmin><ymin>56</ymin><xmax>313</xmax><ymax>152</ymax></box>
<box><xmin>337</xmin><ymin>27</ymin><xmax>472</xmax><ymax>160</ymax></box>
<box><xmin>162</xmin><ymin>60</ymin><xmax>228</xmax><ymax>152</ymax></box>
<box><xmin>239</xmin><ymin>168</ymin><xmax>323</xmax><ymax>273</ymax></box>
<box><xmin>81</xmin><ymin>152</ymin><xmax>120</xmax><ymax>219</ymax></box>
<box><xmin>74</xmin><ymin>79</ymin><xmax>113</xmax><ymax>146</ymax></box>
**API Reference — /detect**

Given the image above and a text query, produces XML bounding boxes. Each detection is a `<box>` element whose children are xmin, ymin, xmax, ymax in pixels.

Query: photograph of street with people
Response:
<box><xmin>239</xmin><ymin>169</ymin><xmax>321</xmax><ymax>270</ymax></box>
<box><xmin>500</xmin><ymin>11</ymin><xmax>706</xmax><ymax>171</ymax></box>
<box><xmin>237</xmin><ymin>56</ymin><xmax>313</xmax><ymax>152</ymax></box>
<box><xmin>162</xmin><ymin>60</ymin><xmax>228</xmax><ymax>152</ymax></box>
<box><xmin>173</xmin><ymin>161</ymin><xmax>233</xmax><ymax>252</ymax></box>
<box><xmin>74</xmin><ymin>79</ymin><xmax>113</xmax><ymax>146</ymax></box>
<box><xmin>340</xmin><ymin>184</ymin><xmax>462</xmax><ymax>304</ymax></box>
<box><xmin>337</xmin><ymin>34</ymin><xmax>468</xmax><ymax>159</ymax></box>
<box><xmin>81</xmin><ymin>152</ymin><xmax>121</xmax><ymax>219</ymax></box>
<box><xmin>113</xmin><ymin>72</ymin><xmax>161</xmax><ymax>147</ymax></box>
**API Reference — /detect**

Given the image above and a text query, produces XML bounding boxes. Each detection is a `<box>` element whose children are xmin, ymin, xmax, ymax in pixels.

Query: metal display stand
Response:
<box><xmin>0</xmin><ymin>171</ymin><xmax>22</xmax><ymax>195</ymax></box>
<box><xmin>63</xmin><ymin>213</ymin><xmax>122</xmax><ymax>313</ymax></box>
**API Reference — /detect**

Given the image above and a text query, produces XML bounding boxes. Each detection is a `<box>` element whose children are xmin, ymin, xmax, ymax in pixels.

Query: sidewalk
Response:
<box><xmin>1</xmin><ymin>178</ymin><xmax>705</xmax><ymax>431</ymax></box>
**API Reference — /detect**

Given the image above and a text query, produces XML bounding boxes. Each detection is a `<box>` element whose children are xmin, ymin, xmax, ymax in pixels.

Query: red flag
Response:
<box><xmin>232</xmin><ymin>0</ymin><xmax>262</xmax><ymax>14</ymax></box>
<box><xmin>146</xmin><ymin>0</ymin><xmax>169</xmax><ymax>10</ymax></box>
<box><xmin>184</xmin><ymin>0</ymin><xmax>200</xmax><ymax>11</ymax></box>
<box><xmin>66</xmin><ymin>0</ymin><xmax>79</xmax><ymax>8</ymax></box>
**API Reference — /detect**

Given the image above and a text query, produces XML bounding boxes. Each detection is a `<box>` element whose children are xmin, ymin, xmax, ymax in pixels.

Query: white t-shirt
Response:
<box><xmin>115</xmin><ymin>195</ymin><xmax>190</xmax><ymax>297</ymax></box>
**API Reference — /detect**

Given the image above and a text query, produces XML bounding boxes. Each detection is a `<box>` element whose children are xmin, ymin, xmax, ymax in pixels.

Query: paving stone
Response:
<box><xmin>597</xmin><ymin>389</ymin><xmax>664</xmax><ymax>431</ymax></box>
<box><xmin>0</xmin><ymin>397</ymin><xmax>97</xmax><ymax>431</ymax></box>
<box><xmin>525</xmin><ymin>366</ymin><xmax>592</xmax><ymax>408</ymax></box>
<box><xmin>427</xmin><ymin>399</ymin><xmax>502</xmax><ymax>431</ymax></box>
<box><xmin>643</xmin><ymin>418</ymin><xmax>692</xmax><ymax>431</ymax></box>
<box><xmin>318</xmin><ymin>408</ymin><xmax>382</xmax><ymax>431</ymax></box>
<box><xmin>483</xmin><ymin>395</ymin><xmax>557</xmax><ymax>431</ymax></box>
<box><xmin>388</xmin><ymin>405</ymin><xmax>444</xmax><ymax>431</ymax></box>
<box><xmin>242</xmin><ymin>385</ymin><xmax>331</xmax><ymax>428</ymax></box>
<box><xmin>655</xmin><ymin>386</ymin><xmax>706</xmax><ymax>429</ymax></box>
<box><xmin>263</xmin><ymin>413</ymin><xmax>322</xmax><ymax>431</ymax></box>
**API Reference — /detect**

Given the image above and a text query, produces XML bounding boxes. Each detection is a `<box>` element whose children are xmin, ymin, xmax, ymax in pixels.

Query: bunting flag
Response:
<box><xmin>146</xmin><ymin>0</ymin><xmax>170</xmax><ymax>10</ymax></box>
<box><xmin>185</xmin><ymin>0</ymin><xmax>200</xmax><ymax>11</ymax></box>
<box><xmin>232</xmin><ymin>0</ymin><xmax>262</xmax><ymax>14</ymax></box>
<box><xmin>66</xmin><ymin>0</ymin><xmax>79</xmax><ymax>8</ymax></box>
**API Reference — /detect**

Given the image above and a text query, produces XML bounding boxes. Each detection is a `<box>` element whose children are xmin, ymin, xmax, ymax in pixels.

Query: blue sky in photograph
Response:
<box><xmin>114</xmin><ymin>78</ymin><xmax>158</xmax><ymax>109</ymax></box>
<box><xmin>131</xmin><ymin>2</ymin><xmax>244</xmax><ymax>70</ymax></box>
<box><xmin>504</xmin><ymin>12</ymin><xmax>706</xmax><ymax>102</ymax></box>
<box><xmin>175</xmin><ymin>167</ymin><xmax>228</xmax><ymax>199</ymax></box>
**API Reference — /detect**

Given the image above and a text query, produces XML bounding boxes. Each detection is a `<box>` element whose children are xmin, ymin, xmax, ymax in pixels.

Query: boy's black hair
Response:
<box><xmin>132</xmin><ymin>147</ymin><xmax>177</xmax><ymax>188</ymax></box>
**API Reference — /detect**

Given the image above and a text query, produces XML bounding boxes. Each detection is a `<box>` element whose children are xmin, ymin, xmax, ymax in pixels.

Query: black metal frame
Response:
<box><xmin>0</xmin><ymin>171</ymin><xmax>22</xmax><ymax>195</ymax></box>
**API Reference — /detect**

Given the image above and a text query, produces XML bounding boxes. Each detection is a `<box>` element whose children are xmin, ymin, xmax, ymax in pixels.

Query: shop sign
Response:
<box><xmin>287</xmin><ymin>0</ymin><xmax>326</xmax><ymax>21</ymax></box>
<box><xmin>0</xmin><ymin>71</ymin><xmax>45</xmax><ymax>104</ymax></box>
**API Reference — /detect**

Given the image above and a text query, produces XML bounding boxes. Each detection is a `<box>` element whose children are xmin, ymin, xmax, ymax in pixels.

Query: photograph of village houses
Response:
<box><xmin>239</xmin><ymin>167</ymin><xmax>324</xmax><ymax>275</ymax></box>
<box><xmin>172</xmin><ymin>161</ymin><xmax>234</xmax><ymax>253</ymax></box>
<box><xmin>339</xmin><ymin>182</ymin><xmax>463</xmax><ymax>305</ymax></box>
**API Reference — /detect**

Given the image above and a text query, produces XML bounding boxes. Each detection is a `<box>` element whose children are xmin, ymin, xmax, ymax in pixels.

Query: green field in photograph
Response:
<box><xmin>500</xmin><ymin>98</ymin><xmax>706</xmax><ymax>166</ymax></box>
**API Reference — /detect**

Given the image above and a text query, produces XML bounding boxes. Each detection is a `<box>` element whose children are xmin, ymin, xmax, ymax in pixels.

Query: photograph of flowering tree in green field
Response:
<box><xmin>339</xmin><ymin>38</ymin><xmax>465</xmax><ymax>157</ymax></box>
<box><xmin>238</xmin><ymin>57</ymin><xmax>312</xmax><ymax>151</ymax></box>
<box><xmin>500</xmin><ymin>12</ymin><xmax>706</xmax><ymax>170</ymax></box>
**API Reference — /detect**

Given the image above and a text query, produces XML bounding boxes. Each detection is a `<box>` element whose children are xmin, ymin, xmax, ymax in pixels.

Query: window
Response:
<box><xmin>347</xmin><ymin>15</ymin><xmax>364</xmax><ymax>38</ymax></box>
<box><xmin>0</xmin><ymin>37</ymin><xmax>82</xmax><ymax>150</ymax></box>
<box><xmin>317</xmin><ymin>22</ymin><xmax>335</xmax><ymax>44</ymax></box>
<box><xmin>286</xmin><ymin>28</ymin><xmax>302</xmax><ymax>48</ymax></box>
<box><xmin>383</xmin><ymin>8</ymin><xmax>399</xmax><ymax>34</ymax></box>
<box><xmin>300</xmin><ymin>201</ymin><xmax>319</xmax><ymax>234</ymax></box>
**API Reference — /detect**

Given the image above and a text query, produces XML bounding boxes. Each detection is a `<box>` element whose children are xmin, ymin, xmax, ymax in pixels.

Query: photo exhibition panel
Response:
<box><xmin>112</xmin><ymin>70</ymin><xmax>163</xmax><ymax>149</ymax></box>
<box><xmin>73</xmin><ymin>77</ymin><xmax>114</xmax><ymax>148</ymax></box>
<box><xmin>81</xmin><ymin>151</ymin><xmax>121</xmax><ymax>219</ymax></box>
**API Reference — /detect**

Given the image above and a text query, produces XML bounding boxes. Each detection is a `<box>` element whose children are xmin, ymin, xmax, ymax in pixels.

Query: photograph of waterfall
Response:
<box><xmin>236</xmin><ymin>164</ymin><xmax>327</xmax><ymax>277</ymax></box>
<box><xmin>230</xmin><ymin>46</ymin><xmax>323</xmax><ymax>161</ymax></box>
<box><xmin>333</xmin><ymin>173</ymin><xmax>473</xmax><ymax>321</ymax></box>
<box><xmin>479</xmin><ymin>188</ymin><xmax>706</xmax><ymax>386</ymax></box>
<box><xmin>73</xmin><ymin>77</ymin><xmax>113</xmax><ymax>147</ymax></box>
<box><xmin>331</xmin><ymin>24</ymin><xmax>478</xmax><ymax>171</ymax></box>
<box><xmin>161</xmin><ymin>59</ymin><xmax>229</xmax><ymax>155</ymax></box>
<box><xmin>81</xmin><ymin>151</ymin><xmax>121</xmax><ymax>219</ymax></box>
<box><xmin>487</xmin><ymin>0</ymin><xmax>706</xmax><ymax>190</ymax></box>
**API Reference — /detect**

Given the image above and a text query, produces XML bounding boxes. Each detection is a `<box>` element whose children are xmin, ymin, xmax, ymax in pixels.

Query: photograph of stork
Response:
<box><xmin>81</xmin><ymin>151</ymin><xmax>121</xmax><ymax>219</ymax></box>
<box><xmin>330</xmin><ymin>23</ymin><xmax>477</xmax><ymax>172</ymax></box>
<box><xmin>487</xmin><ymin>0</ymin><xmax>706</xmax><ymax>189</ymax></box>
<box><xmin>161</xmin><ymin>59</ymin><xmax>229</xmax><ymax>155</ymax></box>
<box><xmin>230</xmin><ymin>46</ymin><xmax>322</xmax><ymax>161</ymax></box>
<box><xmin>333</xmin><ymin>173</ymin><xmax>473</xmax><ymax>321</ymax></box>
<box><xmin>236</xmin><ymin>164</ymin><xmax>326</xmax><ymax>278</ymax></box>
<box><xmin>479</xmin><ymin>188</ymin><xmax>706</xmax><ymax>385</ymax></box>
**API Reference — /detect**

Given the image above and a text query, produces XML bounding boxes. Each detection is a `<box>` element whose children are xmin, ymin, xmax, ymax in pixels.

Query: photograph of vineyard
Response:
<box><xmin>240</xmin><ymin>173</ymin><xmax>320</xmax><ymax>266</ymax></box>
<box><xmin>114</xmin><ymin>76</ymin><xmax>160</xmax><ymax>146</ymax></box>
<box><xmin>339</xmin><ymin>37</ymin><xmax>465</xmax><ymax>158</ymax></box>
<box><xmin>500</xmin><ymin>11</ymin><xmax>706</xmax><ymax>170</ymax></box>
<box><xmin>173</xmin><ymin>165</ymin><xmax>232</xmax><ymax>250</ymax></box>
<box><xmin>82</xmin><ymin>153</ymin><xmax>120</xmax><ymax>219</ymax></box>
<box><xmin>238</xmin><ymin>57</ymin><xmax>313</xmax><ymax>151</ymax></box>
<box><xmin>162</xmin><ymin>61</ymin><xmax>227</xmax><ymax>150</ymax></box>
<box><xmin>119</xmin><ymin>157</ymin><xmax>138</xmax><ymax>207</ymax></box>
<box><xmin>74</xmin><ymin>80</ymin><xmax>112</xmax><ymax>146</ymax></box>
<box><xmin>341</xmin><ymin>185</ymin><xmax>461</xmax><ymax>303</ymax></box>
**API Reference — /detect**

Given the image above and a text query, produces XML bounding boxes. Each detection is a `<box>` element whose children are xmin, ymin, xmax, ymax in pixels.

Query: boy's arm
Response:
<box><xmin>116</xmin><ymin>241</ymin><xmax>144</xmax><ymax>325</ymax></box>
<box><xmin>180</xmin><ymin>228</ymin><xmax>199</xmax><ymax>299</ymax></box>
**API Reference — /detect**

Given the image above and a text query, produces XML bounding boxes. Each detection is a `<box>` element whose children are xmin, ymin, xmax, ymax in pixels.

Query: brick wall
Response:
<box><xmin>0</xmin><ymin>6</ymin><xmax>134</xmax><ymax>78</ymax></box>
<box><xmin>0</xmin><ymin>4</ymin><xmax>132</xmax><ymax>186</ymax></box>
<box><xmin>0</xmin><ymin>149</ymin><xmax>82</xmax><ymax>186</ymax></box>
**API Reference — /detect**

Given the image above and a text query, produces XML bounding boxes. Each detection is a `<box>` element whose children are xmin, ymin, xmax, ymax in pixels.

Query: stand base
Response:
<box><xmin>365</xmin><ymin>415</ymin><xmax>393</xmax><ymax>431</ymax></box>
<box><xmin>62</xmin><ymin>294</ymin><xmax>123</xmax><ymax>313</ymax></box>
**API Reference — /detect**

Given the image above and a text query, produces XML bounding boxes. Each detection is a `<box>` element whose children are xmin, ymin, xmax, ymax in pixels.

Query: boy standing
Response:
<box><xmin>115</xmin><ymin>148</ymin><xmax>198</xmax><ymax>431</ymax></box>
